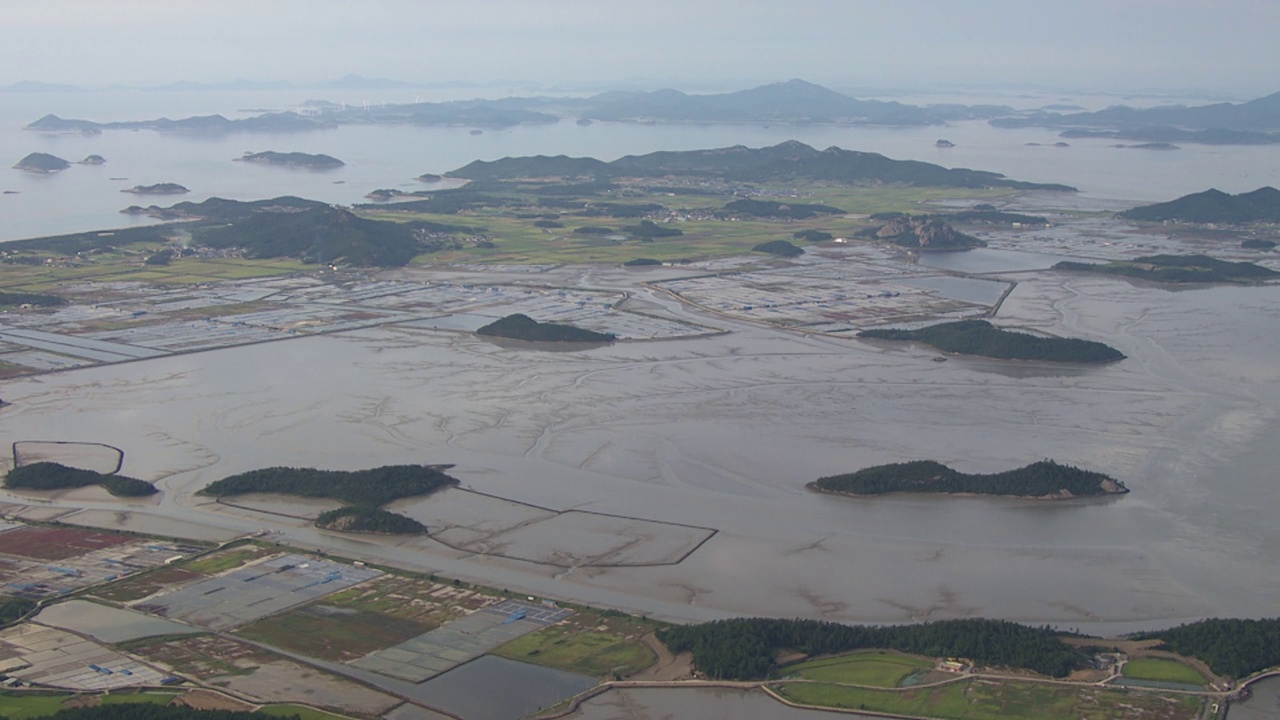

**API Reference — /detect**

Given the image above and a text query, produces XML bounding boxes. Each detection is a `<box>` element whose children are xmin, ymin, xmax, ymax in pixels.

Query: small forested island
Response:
<box><xmin>858</xmin><ymin>319</ymin><xmax>1125</xmax><ymax>362</ymax></box>
<box><xmin>1119</xmin><ymin>187</ymin><xmax>1280</xmax><ymax>224</ymax></box>
<box><xmin>121</xmin><ymin>183</ymin><xmax>189</xmax><ymax>195</ymax></box>
<box><xmin>199</xmin><ymin>464</ymin><xmax>457</xmax><ymax>505</ymax></box>
<box><xmin>477</xmin><ymin>313</ymin><xmax>616</xmax><ymax>343</ymax></box>
<box><xmin>1242</xmin><ymin>238</ymin><xmax>1276</xmax><ymax>250</ymax></box>
<box><xmin>235</xmin><ymin>151</ymin><xmax>345</xmax><ymax>169</ymax></box>
<box><xmin>810</xmin><ymin>459</ymin><xmax>1128</xmax><ymax>499</ymax></box>
<box><xmin>200</xmin><ymin>465</ymin><xmax>458</xmax><ymax>536</ymax></box>
<box><xmin>315</xmin><ymin>506</ymin><xmax>427</xmax><ymax>534</ymax></box>
<box><xmin>753</xmin><ymin>239</ymin><xmax>805</xmax><ymax>257</ymax></box>
<box><xmin>4</xmin><ymin>461</ymin><xmax>158</xmax><ymax>497</ymax></box>
<box><xmin>13</xmin><ymin>152</ymin><xmax>70</xmax><ymax>173</ymax></box>
<box><xmin>1054</xmin><ymin>254</ymin><xmax>1279</xmax><ymax>283</ymax></box>
<box><xmin>77</xmin><ymin>154</ymin><xmax>106</xmax><ymax>165</ymax></box>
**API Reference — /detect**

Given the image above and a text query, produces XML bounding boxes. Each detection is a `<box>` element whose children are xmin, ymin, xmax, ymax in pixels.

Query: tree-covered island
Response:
<box><xmin>1054</xmin><ymin>254</ymin><xmax>1279</xmax><ymax>284</ymax></box>
<box><xmin>858</xmin><ymin>319</ymin><xmax>1125</xmax><ymax>363</ymax></box>
<box><xmin>235</xmin><ymin>151</ymin><xmax>345</xmax><ymax>169</ymax></box>
<box><xmin>199</xmin><ymin>465</ymin><xmax>458</xmax><ymax>535</ymax></box>
<box><xmin>809</xmin><ymin>459</ymin><xmax>1128</xmax><ymax>499</ymax></box>
<box><xmin>477</xmin><ymin>313</ymin><xmax>616</xmax><ymax>342</ymax></box>
<box><xmin>4</xmin><ymin>461</ymin><xmax>158</xmax><ymax>497</ymax></box>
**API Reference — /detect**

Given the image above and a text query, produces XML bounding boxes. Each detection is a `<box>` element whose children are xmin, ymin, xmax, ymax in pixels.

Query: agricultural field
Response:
<box><xmin>780</xmin><ymin>650</ymin><xmax>935</xmax><ymax>687</ymax></box>
<box><xmin>1122</xmin><ymin>658</ymin><xmax>1209</xmax><ymax>686</ymax></box>
<box><xmin>493</xmin><ymin>607</ymin><xmax>657</xmax><ymax>678</ymax></box>
<box><xmin>235</xmin><ymin>604</ymin><xmax>430</xmax><ymax>662</ymax></box>
<box><xmin>773</xmin><ymin>677</ymin><xmax>1203</xmax><ymax>720</ymax></box>
<box><xmin>88</xmin><ymin>544</ymin><xmax>273</xmax><ymax>603</ymax></box>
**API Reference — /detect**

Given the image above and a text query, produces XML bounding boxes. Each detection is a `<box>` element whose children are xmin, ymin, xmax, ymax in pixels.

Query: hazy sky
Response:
<box><xmin>5</xmin><ymin>0</ymin><xmax>1278</xmax><ymax>96</ymax></box>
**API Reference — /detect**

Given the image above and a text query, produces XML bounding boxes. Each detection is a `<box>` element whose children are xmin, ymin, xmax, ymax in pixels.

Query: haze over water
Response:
<box><xmin>4</xmin><ymin>87</ymin><xmax>1280</xmax><ymax>242</ymax></box>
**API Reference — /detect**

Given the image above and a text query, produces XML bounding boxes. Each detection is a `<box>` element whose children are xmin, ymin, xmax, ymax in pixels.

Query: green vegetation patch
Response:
<box><xmin>752</xmin><ymin>239</ymin><xmax>804</xmax><ymax>257</ymax></box>
<box><xmin>774</xmin><ymin>678</ymin><xmax>1201</xmax><ymax>720</ymax></box>
<box><xmin>236</xmin><ymin>605</ymin><xmax>429</xmax><ymax>662</ymax></box>
<box><xmin>782</xmin><ymin>651</ymin><xmax>933</xmax><ymax>687</ymax></box>
<box><xmin>1139</xmin><ymin>617</ymin><xmax>1280</xmax><ymax>678</ymax></box>
<box><xmin>5</xmin><ymin>461</ymin><xmax>158</xmax><ymax>497</ymax></box>
<box><xmin>658</xmin><ymin>617</ymin><xmax>1081</xmax><ymax>680</ymax></box>
<box><xmin>0</xmin><ymin>596</ymin><xmax>39</xmax><ymax>625</ymax></box>
<box><xmin>811</xmin><ymin>459</ymin><xmax>1126</xmax><ymax>498</ymax></box>
<box><xmin>859</xmin><ymin>319</ymin><xmax>1125</xmax><ymax>363</ymax></box>
<box><xmin>199</xmin><ymin>465</ymin><xmax>458</xmax><ymax>507</ymax></box>
<box><xmin>1121</xmin><ymin>658</ymin><xmax>1208</xmax><ymax>685</ymax></box>
<box><xmin>496</xmin><ymin>630</ymin><xmax>655</xmax><ymax>678</ymax></box>
<box><xmin>0</xmin><ymin>291</ymin><xmax>67</xmax><ymax>308</ymax></box>
<box><xmin>257</xmin><ymin>704</ymin><xmax>352</xmax><ymax>720</ymax></box>
<box><xmin>1054</xmin><ymin>254</ymin><xmax>1279</xmax><ymax>284</ymax></box>
<box><xmin>181</xmin><ymin>546</ymin><xmax>273</xmax><ymax>575</ymax></box>
<box><xmin>314</xmin><ymin>506</ymin><xmax>426</xmax><ymax>535</ymax></box>
<box><xmin>0</xmin><ymin>691</ymin><xmax>71</xmax><ymax>719</ymax></box>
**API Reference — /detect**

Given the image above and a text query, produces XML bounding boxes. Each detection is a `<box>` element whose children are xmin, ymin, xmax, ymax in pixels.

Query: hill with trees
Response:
<box><xmin>753</xmin><ymin>239</ymin><xmax>805</xmax><ymax>257</ymax></box>
<box><xmin>657</xmin><ymin>617</ymin><xmax>1082</xmax><ymax>680</ymax></box>
<box><xmin>447</xmin><ymin>141</ymin><xmax>1075</xmax><ymax>191</ymax></box>
<box><xmin>1054</xmin><ymin>254</ymin><xmax>1279</xmax><ymax>283</ymax></box>
<box><xmin>1138</xmin><ymin>618</ymin><xmax>1280</xmax><ymax>679</ymax></box>
<box><xmin>13</xmin><ymin>152</ymin><xmax>70</xmax><ymax>173</ymax></box>
<box><xmin>810</xmin><ymin>459</ymin><xmax>1127</xmax><ymax>498</ymax></box>
<box><xmin>0</xmin><ymin>291</ymin><xmax>68</xmax><ymax>308</ymax></box>
<box><xmin>989</xmin><ymin>89</ymin><xmax>1280</xmax><ymax>137</ymax></box>
<box><xmin>1119</xmin><ymin>187</ymin><xmax>1280</xmax><ymax>223</ymax></box>
<box><xmin>236</xmin><ymin>151</ymin><xmax>345</xmax><ymax>169</ymax></box>
<box><xmin>858</xmin><ymin>320</ymin><xmax>1125</xmax><ymax>362</ymax></box>
<box><xmin>860</xmin><ymin>215</ymin><xmax>984</xmax><ymax>249</ymax></box>
<box><xmin>315</xmin><ymin>506</ymin><xmax>428</xmax><ymax>535</ymax></box>
<box><xmin>477</xmin><ymin>314</ymin><xmax>616</xmax><ymax>343</ymax></box>
<box><xmin>4</xmin><ymin>462</ymin><xmax>158</xmax><ymax>497</ymax></box>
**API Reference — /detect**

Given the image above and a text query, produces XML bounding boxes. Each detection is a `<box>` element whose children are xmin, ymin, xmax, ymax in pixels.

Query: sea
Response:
<box><xmin>3</xmin><ymin>86</ymin><xmax>1280</xmax><ymax>242</ymax></box>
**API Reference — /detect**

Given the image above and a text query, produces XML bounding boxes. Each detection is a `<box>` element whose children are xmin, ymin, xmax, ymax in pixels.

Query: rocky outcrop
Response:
<box><xmin>873</xmin><ymin>216</ymin><xmax>984</xmax><ymax>249</ymax></box>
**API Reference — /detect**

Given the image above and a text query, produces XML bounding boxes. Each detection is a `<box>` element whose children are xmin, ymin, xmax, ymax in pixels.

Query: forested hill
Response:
<box><xmin>1119</xmin><ymin>187</ymin><xmax>1280</xmax><ymax>223</ymax></box>
<box><xmin>810</xmin><ymin>459</ymin><xmax>1127</xmax><ymax>498</ymax></box>
<box><xmin>199</xmin><ymin>465</ymin><xmax>457</xmax><ymax>506</ymax></box>
<box><xmin>447</xmin><ymin>141</ymin><xmax>1076</xmax><ymax>191</ymax></box>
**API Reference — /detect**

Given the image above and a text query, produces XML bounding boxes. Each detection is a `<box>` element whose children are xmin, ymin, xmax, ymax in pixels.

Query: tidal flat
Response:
<box><xmin>2</xmin><ymin>259</ymin><xmax>1278</xmax><ymax>635</ymax></box>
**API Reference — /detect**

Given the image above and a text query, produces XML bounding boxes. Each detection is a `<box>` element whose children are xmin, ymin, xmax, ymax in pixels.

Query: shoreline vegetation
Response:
<box><xmin>808</xmin><ymin>459</ymin><xmax>1128</xmax><ymax>499</ymax></box>
<box><xmin>857</xmin><ymin>320</ymin><xmax>1126</xmax><ymax>363</ymax></box>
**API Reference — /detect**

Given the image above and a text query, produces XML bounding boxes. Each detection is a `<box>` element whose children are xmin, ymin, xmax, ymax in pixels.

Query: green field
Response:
<box><xmin>781</xmin><ymin>651</ymin><xmax>933</xmax><ymax>687</ymax></box>
<box><xmin>258</xmin><ymin>703</ymin><xmax>353</xmax><ymax>720</ymax></box>
<box><xmin>181</xmin><ymin>546</ymin><xmax>272</xmax><ymax>575</ymax></box>
<box><xmin>98</xmin><ymin>691</ymin><xmax>181</xmax><ymax>706</ymax></box>
<box><xmin>1122</xmin><ymin>658</ymin><xmax>1209</xmax><ymax>685</ymax></box>
<box><xmin>774</xmin><ymin>678</ymin><xmax>1202</xmax><ymax>720</ymax></box>
<box><xmin>495</xmin><ymin>629</ymin><xmax>655</xmax><ymax>678</ymax></box>
<box><xmin>0</xmin><ymin>693</ymin><xmax>71</xmax><ymax>719</ymax></box>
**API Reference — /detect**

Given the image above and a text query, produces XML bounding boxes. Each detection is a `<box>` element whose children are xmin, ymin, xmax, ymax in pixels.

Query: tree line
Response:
<box><xmin>657</xmin><ymin>617</ymin><xmax>1082</xmax><ymax>680</ymax></box>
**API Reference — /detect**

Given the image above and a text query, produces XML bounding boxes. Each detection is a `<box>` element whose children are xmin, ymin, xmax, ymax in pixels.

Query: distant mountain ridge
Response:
<box><xmin>992</xmin><ymin>90</ymin><xmax>1280</xmax><ymax>137</ymax></box>
<box><xmin>1120</xmin><ymin>187</ymin><xmax>1280</xmax><ymax>223</ymax></box>
<box><xmin>446</xmin><ymin>141</ymin><xmax>1076</xmax><ymax>191</ymax></box>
